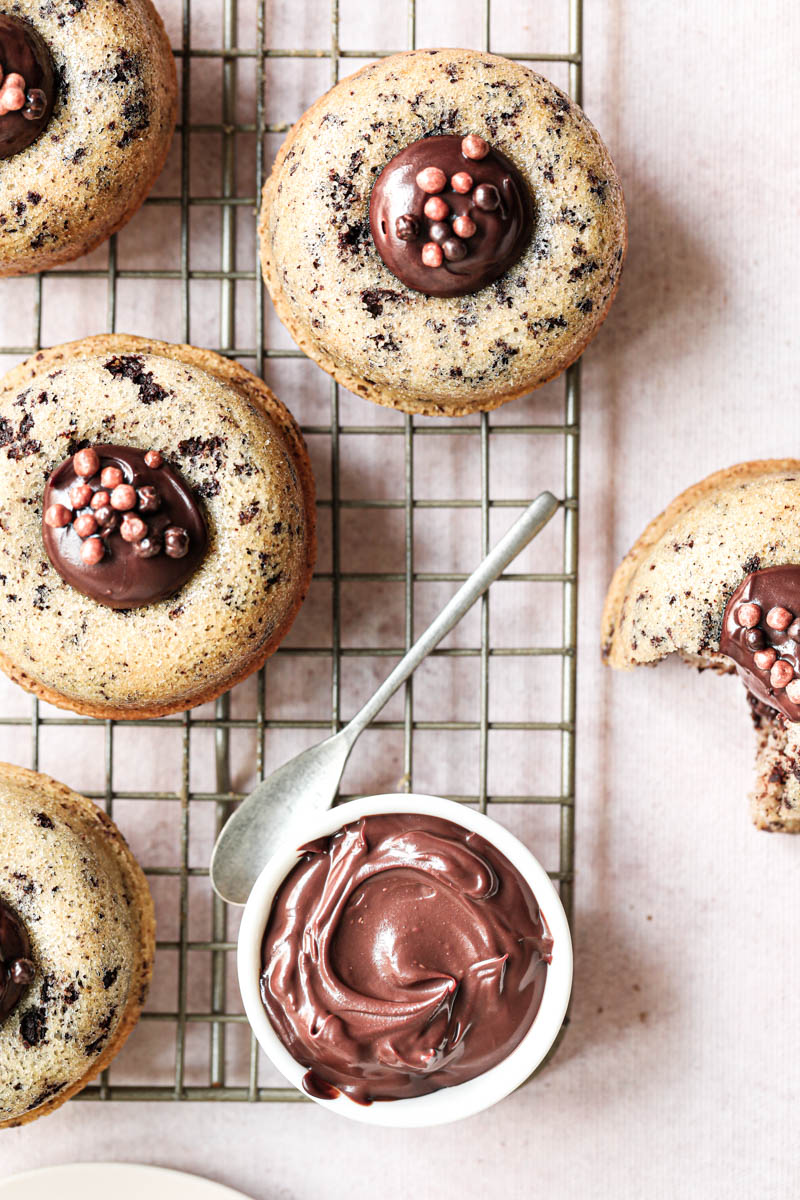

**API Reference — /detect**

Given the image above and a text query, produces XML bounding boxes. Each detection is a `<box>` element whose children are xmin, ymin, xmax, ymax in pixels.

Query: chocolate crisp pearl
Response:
<box><xmin>120</xmin><ymin>515</ymin><xmax>147</xmax><ymax>543</ymax></box>
<box><xmin>80</xmin><ymin>538</ymin><xmax>105</xmax><ymax>566</ymax></box>
<box><xmin>44</xmin><ymin>504</ymin><xmax>71</xmax><ymax>528</ymax></box>
<box><xmin>137</xmin><ymin>486</ymin><xmax>161</xmax><ymax>514</ymax></box>
<box><xmin>369</xmin><ymin>134</ymin><xmax>533</xmax><ymax>298</ymax></box>
<box><xmin>101</xmin><ymin>466</ymin><xmax>124</xmax><ymax>489</ymax></box>
<box><xmin>9</xmin><ymin>958</ymin><xmax>35</xmax><ymax>986</ymax></box>
<box><xmin>70</xmin><ymin>484</ymin><xmax>93</xmax><ymax>509</ymax></box>
<box><xmin>110</xmin><ymin>484</ymin><xmax>137</xmax><ymax>511</ymax></box>
<box><xmin>41</xmin><ymin>445</ymin><xmax>208</xmax><ymax>610</ymax></box>
<box><xmin>73</xmin><ymin>448</ymin><xmax>100</xmax><ymax>479</ymax></box>
<box><xmin>73</xmin><ymin>513</ymin><xmax>98</xmax><ymax>539</ymax></box>
<box><xmin>395</xmin><ymin>214</ymin><xmax>418</xmax><ymax>241</ymax></box>
<box><xmin>133</xmin><ymin>536</ymin><xmax>162</xmax><ymax>559</ymax></box>
<box><xmin>164</xmin><ymin>527</ymin><xmax>189</xmax><ymax>558</ymax></box>
<box><xmin>93</xmin><ymin>505</ymin><xmax>119</xmax><ymax>531</ymax></box>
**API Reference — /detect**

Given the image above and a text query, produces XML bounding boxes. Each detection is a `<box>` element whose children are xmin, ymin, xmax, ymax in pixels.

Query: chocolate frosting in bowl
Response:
<box><xmin>260</xmin><ymin>813</ymin><xmax>552</xmax><ymax>1104</ymax></box>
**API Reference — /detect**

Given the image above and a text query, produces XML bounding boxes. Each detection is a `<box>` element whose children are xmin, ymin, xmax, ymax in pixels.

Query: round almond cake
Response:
<box><xmin>0</xmin><ymin>762</ymin><xmax>154</xmax><ymax>1127</ymax></box>
<box><xmin>260</xmin><ymin>48</ymin><xmax>626</xmax><ymax>416</ymax></box>
<box><xmin>0</xmin><ymin>0</ymin><xmax>177</xmax><ymax>276</ymax></box>
<box><xmin>0</xmin><ymin>334</ymin><xmax>316</xmax><ymax>718</ymax></box>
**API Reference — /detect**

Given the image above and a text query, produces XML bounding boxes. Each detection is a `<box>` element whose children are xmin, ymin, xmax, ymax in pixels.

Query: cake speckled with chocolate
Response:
<box><xmin>0</xmin><ymin>761</ymin><xmax>154</xmax><ymax>1127</ymax></box>
<box><xmin>602</xmin><ymin>460</ymin><xmax>800</xmax><ymax>832</ymax></box>
<box><xmin>259</xmin><ymin>48</ymin><xmax>626</xmax><ymax>417</ymax></box>
<box><xmin>0</xmin><ymin>334</ymin><xmax>316</xmax><ymax>719</ymax></box>
<box><xmin>0</xmin><ymin>0</ymin><xmax>176</xmax><ymax>277</ymax></box>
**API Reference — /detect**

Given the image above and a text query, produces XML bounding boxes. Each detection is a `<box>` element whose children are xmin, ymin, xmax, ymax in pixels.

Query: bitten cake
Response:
<box><xmin>0</xmin><ymin>0</ymin><xmax>176</xmax><ymax>276</ymax></box>
<box><xmin>0</xmin><ymin>334</ymin><xmax>316</xmax><ymax>718</ymax></box>
<box><xmin>259</xmin><ymin>48</ymin><xmax>626</xmax><ymax>417</ymax></box>
<box><xmin>602</xmin><ymin>460</ymin><xmax>800</xmax><ymax>832</ymax></box>
<box><xmin>0</xmin><ymin>762</ymin><xmax>154</xmax><ymax>1127</ymax></box>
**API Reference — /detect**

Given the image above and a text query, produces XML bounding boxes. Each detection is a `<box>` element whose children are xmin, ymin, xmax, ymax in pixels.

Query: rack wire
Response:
<box><xmin>0</xmin><ymin>0</ymin><xmax>581</xmax><ymax>1101</ymax></box>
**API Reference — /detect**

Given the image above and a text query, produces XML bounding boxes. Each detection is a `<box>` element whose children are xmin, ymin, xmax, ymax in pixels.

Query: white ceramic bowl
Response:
<box><xmin>237</xmin><ymin>793</ymin><xmax>573</xmax><ymax>1128</ymax></box>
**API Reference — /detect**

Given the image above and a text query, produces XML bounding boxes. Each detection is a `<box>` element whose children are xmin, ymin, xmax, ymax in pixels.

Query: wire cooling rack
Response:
<box><xmin>0</xmin><ymin>0</ymin><xmax>582</xmax><ymax>1101</ymax></box>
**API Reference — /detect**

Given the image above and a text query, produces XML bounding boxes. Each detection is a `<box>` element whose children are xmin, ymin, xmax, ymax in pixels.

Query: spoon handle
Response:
<box><xmin>344</xmin><ymin>490</ymin><xmax>560</xmax><ymax>743</ymax></box>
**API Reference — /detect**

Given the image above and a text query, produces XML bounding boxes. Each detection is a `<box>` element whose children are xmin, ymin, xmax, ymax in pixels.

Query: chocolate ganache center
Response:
<box><xmin>0</xmin><ymin>14</ymin><xmax>56</xmax><ymax>161</ymax></box>
<box><xmin>720</xmin><ymin>565</ymin><xmax>800</xmax><ymax>722</ymax></box>
<box><xmin>260</xmin><ymin>813</ymin><xmax>552</xmax><ymax>1104</ymax></box>
<box><xmin>42</xmin><ymin>445</ymin><xmax>208</xmax><ymax>610</ymax></box>
<box><xmin>369</xmin><ymin>135</ymin><xmax>534</xmax><ymax>298</ymax></box>
<box><xmin>0</xmin><ymin>900</ymin><xmax>35</xmax><ymax>1024</ymax></box>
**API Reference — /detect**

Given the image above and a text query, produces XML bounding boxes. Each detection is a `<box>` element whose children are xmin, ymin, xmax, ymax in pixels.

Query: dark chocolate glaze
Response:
<box><xmin>0</xmin><ymin>15</ymin><xmax>56</xmax><ymax>161</ymax></box>
<box><xmin>42</xmin><ymin>445</ymin><xmax>208</xmax><ymax>610</ymax></box>
<box><xmin>720</xmin><ymin>566</ymin><xmax>800</xmax><ymax>722</ymax></box>
<box><xmin>369</xmin><ymin>136</ymin><xmax>534</xmax><ymax>298</ymax></box>
<box><xmin>0</xmin><ymin>899</ymin><xmax>35</xmax><ymax>1023</ymax></box>
<box><xmin>260</xmin><ymin>813</ymin><xmax>552</xmax><ymax>1104</ymax></box>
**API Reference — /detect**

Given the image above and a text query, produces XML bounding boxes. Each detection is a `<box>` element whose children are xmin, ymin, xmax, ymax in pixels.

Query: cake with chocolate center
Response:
<box><xmin>259</xmin><ymin>48</ymin><xmax>626</xmax><ymax>416</ymax></box>
<box><xmin>0</xmin><ymin>334</ymin><xmax>316</xmax><ymax>719</ymax></box>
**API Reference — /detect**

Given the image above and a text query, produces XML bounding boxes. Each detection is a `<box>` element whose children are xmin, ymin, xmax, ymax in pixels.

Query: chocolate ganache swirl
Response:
<box><xmin>369</xmin><ymin>135</ymin><xmax>534</xmax><ymax>298</ymax></box>
<box><xmin>260</xmin><ymin>813</ymin><xmax>552</xmax><ymax>1104</ymax></box>
<box><xmin>0</xmin><ymin>14</ymin><xmax>56</xmax><ymax>161</ymax></box>
<box><xmin>0</xmin><ymin>899</ymin><xmax>35</xmax><ymax>1024</ymax></box>
<box><xmin>42</xmin><ymin>445</ymin><xmax>208</xmax><ymax>610</ymax></box>
<box><xmin>720</xmin><ymin>565</ymin><xmax>800</xmax><ymax>722</ymax></box>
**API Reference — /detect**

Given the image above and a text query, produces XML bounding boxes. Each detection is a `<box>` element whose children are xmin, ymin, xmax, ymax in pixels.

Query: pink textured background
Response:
<box><xmin>2</xmin><ymin>1</ymin><xmax>799</xmax><ymax>1195</ymax></box>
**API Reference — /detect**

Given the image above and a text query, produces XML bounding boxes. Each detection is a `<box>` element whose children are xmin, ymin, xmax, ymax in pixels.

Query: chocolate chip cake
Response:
<box><xmin>602</xmin><ymin>460</ymin><xmax>800</xmax><ymax>832</ymax></box>
<box><xmin>0</xmin><ymin>0</ymin><xmax>177</xmax><ymax>276</ymax></box>
<box><xmin>0</xmin><ymin>334</ymin><xmax>316</xmax><ymax>719</ymax></box>
<box><xmin>259</xmin><ymin>48</ymin><xmax>626</xmax><ymax>417</ymax></box>
<box><xmin>0</xmin><ymin>761</ymin><xmax>154</xmax><ymax>1127</ymax></box>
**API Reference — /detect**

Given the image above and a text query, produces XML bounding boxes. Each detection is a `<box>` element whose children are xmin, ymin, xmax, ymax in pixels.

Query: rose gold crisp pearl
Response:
<box><xmin>69</xmin><ymin>484</ymin><xmax>92</xmax><ymax>509</ymax></box>
<box><xmin>421</xmin><ymin>242</ymin><xmax>443</xmax><ymax>268</ymax></box>
<box><xmin>110</xmin><ymin>484</ymin><xmax>137</xmax><ymax>511</ymax></box>
<box><xmin>80</xmin><ymin>538</ymin><xmax>104</xmax><ymax>565</ymax></box>
<box><xmin>101</xmin><ymin>465</ymin><xmax>124</xmax><ymax>489</ymax></box>
<box><xmin>766</xmin><ymin>606</ymin><xmax>793</xmax><ymax>631</ymax></box>
<box><xmin>450</xmin><ymin>171</ymin><xmax>473</xmax><ymax>194</ymax></box>
<box><xmin>44</xmin><ymin>503</ymin><xmax>71</xmax><ymax>528</ymax></box>
<box><xmin>786</xmin><ymin>679</ymin><xmax>800</xmax><ymax>704</ymax></box>
<box><xmin>770</xmin><ymin>660</ymin><xmax>794</xmax><ymax>689</ymax></box>
<box><xmin>736</xmin><ymin>602</ymin><xmax>761</xmax><ymax>629</ymax></box>
<box><xmin>452</xmin><ymin>215</ymin><xmax>476</xmax><ymax>238</ymax></box>
<box><xmin>461</xmin><ymin>134</ymin><xmax>489</xmax><ymax>161</ymax></box>
<box><xmin>144</xmin><ymin>450</ymin><xmax>163</xmax><ymax>469</ymax></box>
<box><xmin>416</xmin><ymin>166</ymin><xmax>447</xmax><ymax>194</ymax></box>
<box><xmin>73</xmin><ymin>513</ymin><xmax>98</xmax><ymax>539</ymax></box>
<box><xmin>753</xmin><ymin>649</ymin><xmax>777</xmax><ymax>670</ymax></box>
<box><xmin>120</xmin><ymin>515</ymin><xmax>147</xmax><ymax>543</ymax></box>
<box><xmin>90</xmin><ymin>490</ymin><xmax>110</xmax><ymax>509</ymax></box>
<box><xmin>423</xmin><ymin>196</ymin><xmax>449</xmax><ymax>221</ymax></box>
<box><xmin>73</xmin><ymin>448</ymin><xmax>100</xmax><ymax>478</ymax></box>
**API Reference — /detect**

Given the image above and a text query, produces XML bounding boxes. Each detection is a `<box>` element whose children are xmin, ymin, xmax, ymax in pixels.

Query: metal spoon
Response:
<box><xmin>210</xmin><ymin>489</ymin><xmax>560</xmax><ymax>904</ymax></box>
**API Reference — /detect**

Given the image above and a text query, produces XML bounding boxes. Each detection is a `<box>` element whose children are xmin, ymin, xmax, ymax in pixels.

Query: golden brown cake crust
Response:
<box><xmin>0</xmin><ymin>762</ymin><xmax>155</xmax><ymax>1127</ymax></box>
<box><xmin>0</xmin><ymin>0</ymin><xmax>177</xmax><ymax>277</ymax></box>
<box><xmin>0</xmin><ymin>335</ymin><xmax>316</xmax><ymax>719</ymax></box>
<box><xmin>259</xmin><ymin>48</ymin><xmax>627</xmax><ymax>417</ymax></box>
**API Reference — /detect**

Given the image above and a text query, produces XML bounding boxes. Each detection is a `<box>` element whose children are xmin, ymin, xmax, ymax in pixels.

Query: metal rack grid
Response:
<box><xmin>0</xmin><ymin>0</ymin><xmax>582</xmax><ymax>1101</ymax></box>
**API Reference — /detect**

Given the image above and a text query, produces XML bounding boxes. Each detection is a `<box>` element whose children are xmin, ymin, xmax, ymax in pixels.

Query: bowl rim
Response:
<box><xmin>236</xmin><ymin>792</ymin><xmax>573</xmax><ymax>1128</ymax></box>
